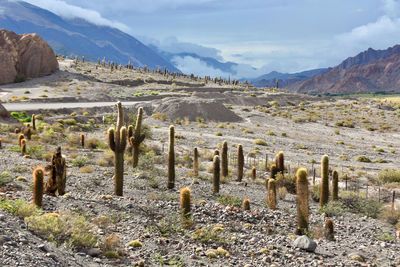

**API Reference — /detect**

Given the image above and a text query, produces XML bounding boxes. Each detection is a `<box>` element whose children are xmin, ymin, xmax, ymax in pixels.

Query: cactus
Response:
<box><xmin>107</xmin><ymin>102</ymin><xmax>127</xmax><ymax>196</ymax></box>
<box><xmin>168</xmin><ymin>125</ymin><xmax>175</xmax><ymax>189</ymax></box>
<box><xmin>251</xmin><ymin>167</ymin><xmax>256</xmax><ymax>180</ymax></box>
<box><xmin>180</xmin><ymin>187</ymin><xmax>191</xmax><ymax>219</ymax></box>
<box><xmin>214</xmin><ymin>149</ymin><xmax>219</xmax><ymax>156</ymax></box>
<box><xmin>213</xmin><ymin>155</ymin><xmax>220</xmax><ymax>194</ymax></box>
<box><xmin>21</xmin><ymin>139</ymin><xmax>26</xmax><ymax>156</ymax></box>
<box><xmin>18</xmin><ymin>133</ymin><xmax>24</xmax><ymax>147</ymax></box>
<box><xmin>221</xmin><ymin>141</ymin><xmax>228</xmax><ymax>177</ymax></box>
<box><xmin>276</xmin><ymin>151</ymin><xmax>284</xmax><ymax>174</ymax></box>
<box><xmin>237</xmin><ymin>144</ymin><xmax>244</xmax><ymax>182</ymax></box>
<box><xmin>268</xmin><ymin>179</ymin><xmax>277</xmax><ymax>209</ymax></box>
<box><xmin>270</xmin><ymin>164</ymin><xmax>278</xmax><ymax>179</ymax></box>
<box><xmin>242</xmin><ymin>198</ymin><xmax>250</xmax><ymax>211</ymax></box>
<box><xmin>332</xmin><ymin>170</ymin><xmax>338</xmax><ymax>201</ymax></box>
<box><xmin>14</xmin><ymin>128</ymin><xmax>20</xmax><ymax>134</ymax></box>
<box><xmin>193</xmin><ymin>147</ymin><xmax>199</xmax><ymax>176</ymax></box>
<box><xmin>320</xmin><ymin>155</ymin><xmax>329</xmax><ymax>207</ymax></box>
<box><xmin>325</xmin><ymin>218</ymin><xmax>334</xmax><ymax>240</ymax></box>
<box><xmin>80</xmin><ymin>134</ymin><xmax>85</xmax><ymax>148</ymax></box>
<box><xmin>32</xmin><ymin>114</ymin><xmax>36</xmax><ymax>130</ymax></box>
<box><xmin>0</xmin><ymin>138</ymin><xmax>2</xmax><ymax>149</ymax></box>
<box><xmin>45</xmin><ymin>147</ymin><xmax>67</xmax><ymax>196</ymax></box>
<box><xmin>33</xmin><ymin>166</ymin><xmax>44</xmax><ymax>207</ymax></box>
<box><xmin>24</xmin><ymin>124</ymin><xmax>32</xmax><ymax>140</ymax></box>
<box><xmin>129</xmin><ymin>107</ymin><xmax>145</xmax><ymax>168</ymax></box>
<box><xmin>296</xmin><ymin>168</ymin><xmax>309</xmax><ymax>234</ymax></box>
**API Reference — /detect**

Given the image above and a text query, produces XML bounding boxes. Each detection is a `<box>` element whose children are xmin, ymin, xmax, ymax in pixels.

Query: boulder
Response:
<box><xmin>0</xmin><ymin>29</ymin><xmax>58</xmax><ymax>85</ymax></box>
<box><xmin>293</xmin><ymin>235</ymin><xmax>317</xmax><ymax>252</ymax></box>
<box><xmin>0</xmin><ymin>103</ymin><xmax>13</xmax><ymax>122</ymax></box>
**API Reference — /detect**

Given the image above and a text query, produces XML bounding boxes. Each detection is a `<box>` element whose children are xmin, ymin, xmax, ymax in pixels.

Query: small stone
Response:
<box><xmin>87</xmin><ymin>248</ymin><xmax>101</xmax><ymax>257</ymax></box>
<box><xmin>293</xmin><ymin>235</ymin><xmax>317</xmax><ymax>252</ymax></box>
<box><xmin>38</xmin><ymin>244</ymin><xmax>50</xmax><ymax>252</ymax></box>
<box><xmin>349</xmin><ymin>252</ymin><xmax>366</xmax><ymax>263</ymax></box>
<box><xmin>137</xmin><ymin>259</ymin><xmax>145</xmax><ymax>267</ymax></box>
<box><xmin>115</xmin><ymin>259</ymin><xmax>121</xmax><ymax>264</ymax></box>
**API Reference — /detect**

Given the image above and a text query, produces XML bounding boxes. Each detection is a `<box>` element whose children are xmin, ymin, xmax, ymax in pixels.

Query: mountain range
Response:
<box><xmin>0</xmin><ymin>0</ymin><xmax>179</xmax><ymax>72</ymax></box>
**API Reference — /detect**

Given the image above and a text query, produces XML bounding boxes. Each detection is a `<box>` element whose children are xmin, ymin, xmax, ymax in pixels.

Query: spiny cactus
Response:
<box><xmin>325</xmin><ymin>218</ymin><xmax>334</xmax><ymax>240</ymax></box>
<box><xmin>168</xmin><ymin>125</ymin><xmax>175</xmax><ymax>189</ymax></box>
<box><xmin>242</xmin><ymin>198</ymin><xmax>250</xmax><ymax>211</ymax></box>
<box><xmin>296</xmin><ymin>168</ymin><xmax>309</xmax><ymax>234</ymax></box>
<box><xmin>180</xmin><ymin>187</ymin><xmax>191</xmax><ymax>219</ymax></box>
<box><xmin>80</xmin><ymin>134</ymin><xmax>85</xmax><ymax>148</ymax></box>
<box><xmin>33</xmin><ymin>166</ymin><xmax>44</xmax><ymax>207</ymax></box>
<box><xmin>32</xmin><ymin>114</ymin><xmax>36</xmax><ymax>130</ymax></box>
<box><xmin>251</xmin><ymin>167</ymin><xmax>256</xmax><ymax>180</ymax></box>
<box><xmin>108</xmin><ymin>102</ymin><xmax>127</xmax><ymax>196</ymax></box>
<box><xmin>237</xmin><ymin>144</ymin><xmax>244</xmax><ymax>182</ymax></box>
<box><xmin>18</xmin><ymin>133</ymin><xmax>24</xmax><ymax>147</ymax></box>
<box><xmin>24</xmin><ymin>124</ymin><xmax>32</xmax><ymax>140</ymax></box>
<box><xmin>21</xmin><ymin>139</ymin><xmax>26</xmax><ymax>156</ymax></box>
<box><xmin>0</xmin><ymin>138</ymin><xmax>2</xmax><ymax>149</ymax></box>
<box><xmin>214</xmin><ymin>149</ymin><xmax>219</xmax><ymax>156</ymax></box>
<box><xmin>213</xmin><ymin>155</ymin><xmax>220</xmax><ymax>194</ymax></box>
<box><xmin>14</xmin><ymin>128</ymin><xmax>20</xmax><ymax>134</ymax></box>
<box><xmin>270</xmin><ymin>164</ymin><xmax>278</xmax><ymax>179</ymax></box>
<box><xmin>320</xmin><ymin>155</ymin><xmax>329</xmax><ymax>207</ymax></box>
<box><xmin>221</xmin><ymin>141</ymin><xmax>228</xmax><ymax>177</ymax></box>
<box><xmin>129</xmin><ymin>107</ymin><xmax>145</xmax><ymax>168</ymax></box>
<box><xmin>268</xmin><ymin>179</ymin><xmax>276</xmax><ymax>210</ymax></box>
<box><xmin>332</xmin><ymin>170</ymin><xmax>339</xmax><ymax>201</ymax></box>
<box><xmin>45</xmin><ymin>147</ymin><xmax>67</xmax><ymax>196</ymax></box>
<box><xmin>193</xmin><ymin>147</ymin><xmax>199</xmax><ymax>176</ymax></box>
<box><xmin>276</xmin><ymin>151</ymin><xmax>284</xmax><ymax>174</ymax></box>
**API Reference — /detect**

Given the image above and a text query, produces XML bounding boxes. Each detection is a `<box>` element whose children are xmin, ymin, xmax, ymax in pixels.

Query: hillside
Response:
<box><xmin>0</xmin><ymin>0</ymin><xmax>179</xmax><ymax>72</ymax></box>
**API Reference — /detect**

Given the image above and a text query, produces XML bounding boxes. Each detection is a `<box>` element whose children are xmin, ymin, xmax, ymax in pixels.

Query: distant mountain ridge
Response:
<box><xmin>286</xmin><ymin>45</ymin><xmax>400</xmax><ymax>94</ymax></box>
<box><xmin>0</xmin><ymin>0</ymin><xmax>180</xmax><ymax>72</ymax></box>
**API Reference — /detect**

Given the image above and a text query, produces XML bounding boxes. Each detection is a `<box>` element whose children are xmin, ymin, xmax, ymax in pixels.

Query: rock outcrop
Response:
<box><xmin>0</xmin><ymin>29</ymin><xmax>58</xmax><ymax>85</ymax></box>
<box><xmin>0</xmin><ymin>103</ymin><xmax>13</xmax><ymax>122</ymax></box>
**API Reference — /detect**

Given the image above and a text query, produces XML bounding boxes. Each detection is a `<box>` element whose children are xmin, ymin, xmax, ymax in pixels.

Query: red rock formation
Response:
<box><xmin>0</xmin><ymin>29</ymin><xmax>58</xmax><ymax>84</ymax></box>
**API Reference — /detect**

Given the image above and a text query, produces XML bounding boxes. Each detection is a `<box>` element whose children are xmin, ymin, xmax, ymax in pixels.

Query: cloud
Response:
<box><xmin>171</xmin><ymin>56</ymin><xmax>232</xmax><ymax>78</ymax></box>
<box><xmin>23</xmin><ymin>0</ymin><xmax>130</xmax><ymax>32</ymax></box>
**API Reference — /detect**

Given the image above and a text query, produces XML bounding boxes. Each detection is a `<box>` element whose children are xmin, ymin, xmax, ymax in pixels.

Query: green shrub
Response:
<box><xmin>378</xmin><ymin>168</ymin><xmax>400</xmax><ymax>184</ymax></box>
<box><xmin>71</xmin><ymin>157</ymin><xmax>89</xmax><ymax>167</ymax></box>
<box><xmin>318</xmin><ymin>201</ymin><xmax>346</xmax><ymax>217</ymax></box>
<box><xmin>311</xmin><ymin>184</ymin><xmax>320</xmax><ymax>202</ymax></box>
<box><xmin>253</xmin><ymin>139</ymin><xmax>267</xmax><ymax>146</ymax></box>
<box><xmin>339</xmin><ymin>191</ymin><xmax>382</xmax><ymax>218</ymax></box>
<box><xmin>275</xmin><ymin>173</ymin><xmax>296</xmax><ymax>194</ymax></box>
<box><xmin>0</xmin><ymin>171</ymin><xmax>12</xmax><ymax>186</ymax></box>
<box><xmin>355</xmin><ymin>155</ymin><xmax>371</xmax><ymax>163</ymax></box>
<box><xmin>216</xmin><ymin>194</ymin><xmax>241</xmax><ymax>207</ymax></box>
<box><xmin>14</xmin><ymin>74</ymin><xmax>26</xmax><ymax>83</ymax></box>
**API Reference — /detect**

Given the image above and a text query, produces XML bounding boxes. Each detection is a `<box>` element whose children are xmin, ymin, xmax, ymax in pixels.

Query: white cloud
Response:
<box><xmin>23</xmin><ymin>0</ymin><xmax>130</xmax><ymax>32</ymax></box>
<box><xmin>171</xmin><ymin>56</ymin><xmax>232</xmax><ymax>78</ymax></box>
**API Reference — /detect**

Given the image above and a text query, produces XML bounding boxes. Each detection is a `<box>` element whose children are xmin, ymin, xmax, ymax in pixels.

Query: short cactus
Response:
<box><xmin>268</xmin><ymin>179</ymin><xmax>276</xmax><ymax>210</ymax></box>
<box><xmin>32</xmin><ymin>114</ymin><xmax>36</xmax><ymax>130</ymax></box>
<box><xmin>213</xmin><ymin>155</ymin><xmax>220</xmax><ymax>194</ymax></box>
<box><xmin>24</xmin><ymin>124</ymin><xmax>32</xmax><ymax>140</ymax></box>
<box><xmin>221</xmin><ymin>141</ymin><xmax>228</xmax><ymax>177</ymax></box>
<box><xmin>270</xmin><ymin>164</ymin><xmax>278</xmax><ymax>179</ymax></box>
<box><xmin>296</xmin><ymin>168</ymin><xmax>309</xmax><ymax>234</ymax></box>
<box><xmin>320</xmin><ymin>155</ymin><xmax>329</xmax><ymax>207</ymax></box>
<box><xmin>129</xmin><ymin>107</ymin><xmax>145</xmax><ymax>168</ymax></box>
<box><xmin>237</xmin><ymin>144</ymin><xmax>244</xmax><ymax>182</ymax></box>
<box><xmin>251</xmin><ymin>167</ymin><xmax>256</xmax><ymax>180</ymax></box>
<box><xmin>14</xmin><ymin>128</ymin><xmax>20</xmax><ymax>134</ymax></box>
<box><xmin>332</xmin><ymin>170</ymin><xmax>339</xmax><ymax>201</ymax></box>
<box><xmin>107</xmin><ymin>102</ymin><xmax>127</xmax><ymax>196</ymax></box>
<box><xmin>80</xmin><ymin>134</ymin><xmax>85</xmax><ymax>148</ymax></box>
<box><xmin>168</xmin><ymin>125</ymin><xmax>175</xmax><ymax>189</ymax></box>
<box><xmin>44</xmin><ymin>147</ymin><xmax>67</xmax><ymax>196</ymax></box>
<box><xmin>276</xmin><ymin>151</ymin><xmax>284</xmax><ymax>174</ymax></box>
<box><xmin>180</xmin><ymin>187</ymin><xmax>191</xmax><ymax>219</ymax></box>
<box><xmin>33</xmin><ymin>166</ymin><xmax>45</xmax><ymax>207</ymax></box>
<box><xmin>325</xmin><ymin>218</ymin><xmax>334</xmax><ymax>240</ymax></box>
<box><xmin>242</xmin><ymin>198</ymin><xmax>250</xmax><ymax>211</ymax></box>
<box><xmin>18</xmin><ymin>133</ymin><xmax>24</xmax><ymax>147</ymax></box>
<box><xmin>193</xmin><ymin>147</ymin><xmax>199</xmax><ymax>176</ymax></box>
<box><xmin>214</xmin><ymin>149</ymin><xmax>219</xmax><ymax>156</ymax></box>
<box><xmin>21</xmin><ymin>139</ymin><xmax>26</xmax><ymax>156</ymax></box>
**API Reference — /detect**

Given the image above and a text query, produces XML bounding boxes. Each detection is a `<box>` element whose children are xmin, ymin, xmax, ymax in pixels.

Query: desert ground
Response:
<box><xmin>0</xmin><ymin>58</ymin><xmax>400</xmax><ymax>266</ymax></box>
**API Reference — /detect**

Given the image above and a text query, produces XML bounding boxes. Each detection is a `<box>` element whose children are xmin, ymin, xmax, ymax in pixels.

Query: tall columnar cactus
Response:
<box><xmin>180</xmin><ymin>187</ymin><xmax>191</xmax><ymax>219</ymax></box>
<box><xmin>325</xmin><ymin>218</ymin><xmax>334</xmax><ymax>240</ymax></box>
<box><xmin>193</xmin><ymin>147</ymin><xmax>199</xmax><ymax>176</ymax></box>
<box><xmin>221</xmin><ymin>141</ymin><xmax>228</xmax><ymax>177</ymax></box>
<box><xmin>242</xmin><ymin>198</ymin><xmax>250</xmax><ymax>211</ymax></box>
<box><xmin>32</xmin><ymin>114</ymin><xmax>36</xmax><ymax>130</ymax></box>
<box><xmin>296</xmin><ymin>168</ymin><xmax>309</xmax><ymax>234</ymax></box>
<box><xmin>213</xmin><ymin>155</ymin><xmax>220</xmax><ymax>194</ymax></box>
<box><xmin>33</xmin><ymin>166</ymin><xmax>44</xmax><ymax>207</ymax></box>
<box><xmin>18</xmin><ymin>133</ymin><xmax>24</xmax><ymax>147</ymax></box>
<box><xmin>45</xmin><ymin>147</ymin><xmax>67</xmax><ymax>196</ymax></box>
<box><xmin>0</xmin><ymin>138</ymin><xmax>2</xmax><ymax>149</ymax></box>
<box><xmin>270</xmin><ymin>164</ymin><xmax>278</xmax><ymax>179</ymax></box>
<box><xmin>108</xmin><ymin>102</ymin><xmax>127</xmax><ymax>196</ymax></box>
<box><xmin>268</xmin><ymin>179</ymin><xmax>277</xmax><ymax>210</ymax></box>
<box><xmin>276</xmin><ymin>151</ymin><xmax>284</xmax><ymax>174</ymax></box>
<box><xmin>129</xmin><ymin>107</ymin><xmax>145</xmax><ymax>168</ymax></box>
<box><xmin>320</xmin><ymin>155</ymin><xmax>329</xmax><ymax>207</ymax></box>
<box><xmin>21</xmin><ymin>139</ymin><xmax>26</xmax><ymax>156</ymax></box>
<box><xmin>237</xmin><ymin>144</ymin><xmax>244</xmax><ymax>182</ymax></box>
<box><xmin>168</xmin><ymin>125</ymin><xmax>175</xmax><ymax>189</ymax></box>
<box><xmin>332</xmin><ymin>170</ymin><xmax>339</xmax><ymax>201</ymax></box>
<box><xmin>80</xmin><ymin>134</ymin><xmax>85</xmax><ymax>148</ymax></box>
<box><xmin>251</xmin><ymin>167</ymin><xmax>256</xmax><ymax>180</ymax></box>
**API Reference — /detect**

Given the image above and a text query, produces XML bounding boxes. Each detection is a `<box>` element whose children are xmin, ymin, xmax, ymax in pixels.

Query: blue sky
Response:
<box><xmin>23</xmin><ymin>0</ymin><xmax>400</xmax><ymax>78</ymax></box>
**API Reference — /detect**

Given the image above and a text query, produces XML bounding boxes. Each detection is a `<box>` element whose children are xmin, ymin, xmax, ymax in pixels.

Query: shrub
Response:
<box><xmin>311</xmin><ymin>184</ymin><xmax>320</xmax><ymax>202</ymax></box>
<box><xmin>253</xmin><ymin>139</ymin><xmax>267</xmax><ymax>146</ymax></box>
<box><xmin>378</xmin><ymin>169</ymin><xmax>400</xmax><ymax>184</ymax></box>
<box><xmin>379</xmin><ymin>206</ymin><xmax>400</xmax><ymax>225</ymax></box>
<box><xmin>339</xmin><ymin>191</ymin><xmax>382</xmax><ymax>218</ymax></box>
<box><xmin>277</xmin><ymin>187</ymin><xmax>288</xmax><ymax>200</ymax></box>
<box><xmin>275</xmin><ymin>173</ymin><xmax>296</xmax><ymax>194</ymax></box>
<box><xmin>318</xmin><ymin>201</ymin><xmax>346</xmax><ymax>217</ymax></box>
<box><xmin>355</xmin><ymin>155</ymin><xmax>371</xmax><ymax>163</ymax></box>
<box><xmin>216</xmin><ymin>194</ymin><xmax>241</xmax><ymax>207</ymax></box>
<box><xmin>71</xmin><ymin>156</ymin><xmax>89</xmax><ymax>167</ymax></box>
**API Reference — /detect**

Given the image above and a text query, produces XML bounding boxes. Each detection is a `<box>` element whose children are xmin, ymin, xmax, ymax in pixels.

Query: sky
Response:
<box><xmin>23</xmin><ymin>0</ymin><xmax>400</xmax><ymax>78</ymax></box>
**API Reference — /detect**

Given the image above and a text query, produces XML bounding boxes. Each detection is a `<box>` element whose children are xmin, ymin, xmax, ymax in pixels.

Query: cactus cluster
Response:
<box><xmin>168</xmin><ymin>125</ymin><xmax>175</xmax><ymax>189</ymax></box>
<box><xmin>128</xmin><ymin>107</ymin><xmax>145</xmax><ymax>168</ymax></box>
<box><xmin>44</xmin><ymin>147</ymin><xmax>67</xmax><ymax>196</ymax></box>
<box><xmin>108</xmin><ymin>102</ymin><xmax>127</xmax><ymax>196</ymax></box>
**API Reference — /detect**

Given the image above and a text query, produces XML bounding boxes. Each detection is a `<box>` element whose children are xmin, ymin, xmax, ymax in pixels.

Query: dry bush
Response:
<box><xmin>277</xmin><ymin>187</ymin><xmax>288</xmax><ymax>200</ymax></box>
